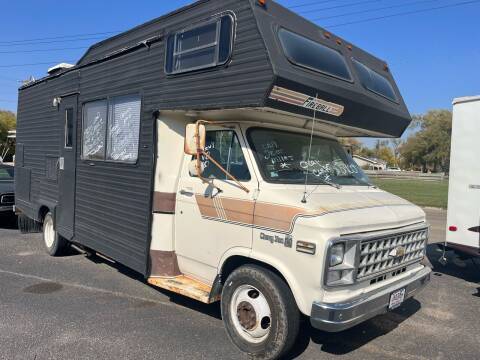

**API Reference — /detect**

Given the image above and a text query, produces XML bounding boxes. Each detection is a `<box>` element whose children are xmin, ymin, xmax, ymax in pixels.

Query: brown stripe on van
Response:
<box><xmin>221</xmin><ymin>198</ymin><xmax>255</xmax><ymax>224</ymax></box>
<box><xmin>195</xmin><ymin>195</ymin><xmax>219</xmax><ymax>218</ymax></box>
<box><xmin>153</xmin><ymin>192</ymin><xmax>177</xmax><ymax>214</ymax></box>
<box><xmin>254</xmin><ymin>203</ymin><xmax>307</xmax><ymax>233</ymax></box>
<box><xmin>149</xmin><ymin>250</ymin><xmax>181</xmax><ymax>277</ymax></box>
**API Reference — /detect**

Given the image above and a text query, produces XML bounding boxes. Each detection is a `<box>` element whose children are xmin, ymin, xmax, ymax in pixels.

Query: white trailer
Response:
<box><xmin>446</xmin><ymin>96</ymin><xmax>480</xmax><ymax>256</ymax></box>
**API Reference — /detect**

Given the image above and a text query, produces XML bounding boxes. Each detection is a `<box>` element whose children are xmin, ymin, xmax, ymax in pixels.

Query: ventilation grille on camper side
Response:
<box><xmin>356</xmin><ymin>228</ymin><xmax>428</xmax><ymax>280</ymax></box>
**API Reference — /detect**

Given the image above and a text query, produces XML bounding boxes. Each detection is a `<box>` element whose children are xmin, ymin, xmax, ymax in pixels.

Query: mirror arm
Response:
<box><xmin>199</xmin><ymin>151</ymin><xmax>250</xmax><ymax>194</ymax></box>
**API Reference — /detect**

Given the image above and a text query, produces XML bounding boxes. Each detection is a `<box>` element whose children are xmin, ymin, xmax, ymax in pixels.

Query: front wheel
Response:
<box><xmin>43</xmin><ymin>212</ymin><xmax>67</xmax><ymax>256</ymax></box>
<box><xmin>221</xmin><ymin>264</ymin><xmax>300</xmax><ymax>360</ymax></box>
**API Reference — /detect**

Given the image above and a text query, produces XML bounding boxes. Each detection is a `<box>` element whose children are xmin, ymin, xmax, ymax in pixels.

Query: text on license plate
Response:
<box><xmin>389</xmin><ymin>288</ymin><xmax>406</xmax><ymax>310</ymax></box>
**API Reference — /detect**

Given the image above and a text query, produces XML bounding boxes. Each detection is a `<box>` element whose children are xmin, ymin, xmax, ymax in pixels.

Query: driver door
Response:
<box><xmin>175</xmin><ymin>126</ymin><xmax>257</xmax><ymax>283</ymax></box>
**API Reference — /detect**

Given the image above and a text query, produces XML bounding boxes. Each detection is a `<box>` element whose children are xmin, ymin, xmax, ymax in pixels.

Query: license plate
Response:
<box><xmin>389</xmin><ymin>288</ymin><xmax>406</xmax><ymax>310</ymax></box>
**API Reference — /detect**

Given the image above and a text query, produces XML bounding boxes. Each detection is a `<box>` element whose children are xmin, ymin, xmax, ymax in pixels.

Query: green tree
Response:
<box><xmin>400</xmin><ymin>110</ymin><xmax>452</xmax><ymax>172</ymax></box>
<box><xmin>339</xmin><ymin>137</ymin><xmax>362</xmax><ymax>155</ymax></box>
<box><xmin>0</xmin><ymin>110</ymin><xmax>16</xmax><ymax>140</ymax></box>
<box><xmin>0</xmin><ymin>110</ymin><xmax>16</xmax><ymax>161</ymax></box>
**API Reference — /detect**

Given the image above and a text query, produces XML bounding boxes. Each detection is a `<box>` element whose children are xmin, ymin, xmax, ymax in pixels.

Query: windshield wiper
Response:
<box><xmin>318</xmin><ymin>178</ymin><xmax>342</xmax><ymax>189</ymax></box>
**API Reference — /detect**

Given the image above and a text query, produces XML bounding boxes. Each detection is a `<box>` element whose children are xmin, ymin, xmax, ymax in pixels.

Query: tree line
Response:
<box><xmin>342</xmin><ymin>109</ymin><xmax>452</xmax><ymax>173</ymax></box>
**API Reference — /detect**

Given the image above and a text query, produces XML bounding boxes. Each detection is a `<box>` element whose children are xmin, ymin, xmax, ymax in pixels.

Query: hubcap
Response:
<box><xmin>44</xmin><ymin>216</ymin><xmax>55</xmax><ymax>248</ymax></box>
<box><xmin>230</xmin><ymin>285</ymin><xmax>271</xmax><ymax>343</ymax></box>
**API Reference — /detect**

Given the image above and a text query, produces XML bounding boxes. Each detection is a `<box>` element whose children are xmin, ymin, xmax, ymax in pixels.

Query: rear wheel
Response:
<box><xmin>43</xmin><ymin>212</ymin><xmax>67</xmax><ymax>256</ymax></box>
<box><xmin>221</xmin><ymin>264</ymin><xmax>300</xmax><ymax>360</ymax></box>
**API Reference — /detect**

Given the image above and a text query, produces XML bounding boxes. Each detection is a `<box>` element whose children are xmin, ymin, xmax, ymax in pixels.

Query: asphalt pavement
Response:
<box><xmin>0</xmin><ymin>209</ymin><xmax>478</xmax><ymax>360</ymax></box>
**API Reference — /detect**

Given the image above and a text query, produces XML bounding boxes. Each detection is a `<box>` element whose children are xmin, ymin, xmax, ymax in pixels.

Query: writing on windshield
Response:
<box><xmin>248</xmin><ymin>128</ymin><xmax>369</xmax><ymax>186</ymax></box>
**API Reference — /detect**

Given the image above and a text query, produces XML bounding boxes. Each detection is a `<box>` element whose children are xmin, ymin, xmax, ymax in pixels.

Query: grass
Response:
<box><xmin>372</xmin><ymin>178</ymin><xmax>449</xmax><ymax>209</ymax></box>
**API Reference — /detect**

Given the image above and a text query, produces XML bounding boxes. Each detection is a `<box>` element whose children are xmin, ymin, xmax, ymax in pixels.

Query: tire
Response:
<box><xmin>221</xmin><ymin>264</ymin><xmax>300</xmax><ymax>360</ymax></box>
<box><xmin>42</xmin><ymin>212</ymin><xmax>67</xmax><ymax>256</ymax></box>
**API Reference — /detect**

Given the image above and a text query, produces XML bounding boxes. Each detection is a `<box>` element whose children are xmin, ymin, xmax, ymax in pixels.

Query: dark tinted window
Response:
<box><xmin>352</xmin><ymin>59</ymin><xmax>397</xmax><ymax>102</ymax></box>
<box><xmin>278</xmin><ymin>28</ymin><xmax>352</xmax><ymax>81</ymax></box>
<box><xmin>65</xmin><ymin>108</ymin><xmax>74</xmax><ymax>148</ymax></box>
<box><xmin>165</xmin><ymin>14</ymin><xmax>234</xmax><ymax>75</ymax></box>
<box><xmin>0</xmin><ymin>166</ymin><xmax>14</xmax><ymax>180</ymax></box>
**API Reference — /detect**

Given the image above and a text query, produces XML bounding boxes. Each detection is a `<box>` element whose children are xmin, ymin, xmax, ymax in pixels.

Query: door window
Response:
<box><xmin>64</xmin><ymin>108</ymin><xmax>74</xmax><ymax>148</ymax></box>
<box><xmin>194</xmin><ymin>130</ymin><xmax>250</xmax><ymax>181</ymax></box>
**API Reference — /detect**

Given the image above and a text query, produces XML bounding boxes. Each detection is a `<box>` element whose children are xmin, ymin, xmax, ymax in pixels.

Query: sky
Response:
<box><xmin>0</xmin><ymin>0</ymin><xmax>479</xmax><ymax>145</ymax></box>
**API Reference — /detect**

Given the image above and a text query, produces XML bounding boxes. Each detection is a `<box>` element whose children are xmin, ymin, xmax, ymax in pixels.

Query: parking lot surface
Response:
<box><xmin>0</xmin><ymin>209</ymin><xmax>478</xmax><ymax>360</ymax></box>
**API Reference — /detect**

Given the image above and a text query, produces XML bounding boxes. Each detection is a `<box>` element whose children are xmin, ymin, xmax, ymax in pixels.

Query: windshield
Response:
<box><xmin>247</xmin><ymin>128</ymin><xmax>370</xmax><ymax>186</ymax></box>
<box><xmin>0</xmin><ymin>166</ymin><xmax>14</xmax><ymax>180</ymax></box>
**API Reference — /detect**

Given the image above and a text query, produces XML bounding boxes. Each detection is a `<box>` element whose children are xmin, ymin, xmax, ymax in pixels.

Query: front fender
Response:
<box><xmin>217</xmin><ymin>244</ymin><xmax>323</xmax><ymax>316</ymax></box>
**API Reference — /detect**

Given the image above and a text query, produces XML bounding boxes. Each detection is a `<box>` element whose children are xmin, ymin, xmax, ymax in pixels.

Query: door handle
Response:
<box><xmin>179</xmin><ymin>189</ymin><xmax>194</xmax><ymax>197</ymax></box>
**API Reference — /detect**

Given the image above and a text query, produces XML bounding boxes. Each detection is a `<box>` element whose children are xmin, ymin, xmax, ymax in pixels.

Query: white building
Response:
<box><xmin>353</xmin><ymin>155</ymin><xmax>387</xmax><ymax>170</ymax></box>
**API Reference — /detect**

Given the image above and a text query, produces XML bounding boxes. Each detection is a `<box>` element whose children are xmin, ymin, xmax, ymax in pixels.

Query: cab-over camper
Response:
<box><xmin>15</xmin><ymin>1</ymin><xmax>431</xmax><ymax>358</ymax></box>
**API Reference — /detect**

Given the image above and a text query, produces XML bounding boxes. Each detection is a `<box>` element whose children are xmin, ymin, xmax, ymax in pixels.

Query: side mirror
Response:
<box><xmin>188</xmin><ymin>159</ymin><xmax>205</xmax><ymax>176</ymax></box>
<box><xmin>184</xmin><ymin>123</ymin><xmax>206</xmax><ymax>156</ymax></box>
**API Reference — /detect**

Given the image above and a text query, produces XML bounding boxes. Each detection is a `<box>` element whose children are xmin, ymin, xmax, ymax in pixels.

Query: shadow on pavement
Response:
<box><xmin>284</xmin><ymin>298</ymin><xmax>421</xmax><ymax>359</ymax></box>
<box><xmin>0</xmin><ymin>214</ymin><xmax>18</xmax><ymax>230</ymax></box>
<box><xmin>80</xmin><ymin>250</ymin><xmax>223</xmax><ymax>319</ymax></box>
<box><xmin>427</xmin><ymin>243</ymin><xmax>480</xmax><ymax>285</ymax></box>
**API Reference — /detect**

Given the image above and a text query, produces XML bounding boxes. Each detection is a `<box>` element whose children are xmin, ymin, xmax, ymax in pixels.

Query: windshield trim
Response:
<box><xmin>246</xmin><ymin>126</ymin><xmax>368</xmax><ymax>186</ymax></box>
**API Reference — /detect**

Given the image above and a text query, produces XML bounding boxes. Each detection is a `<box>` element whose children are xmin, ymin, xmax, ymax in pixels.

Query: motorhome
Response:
<box><xmin>446</xmin><ymin>96</ymin><xmax>480</xmax><ymax>257</ymax></box>
<box><xmin>15</xmin><ymin>1</ymin><xmax>431</xmax><ymax>358</ymax></box>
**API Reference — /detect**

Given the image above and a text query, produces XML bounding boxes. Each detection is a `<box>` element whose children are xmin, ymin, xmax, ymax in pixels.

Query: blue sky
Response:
<box><xmin>1</xmin><ymin>0</ymin><xmax>479</xmax><ymax>144</ymax></box>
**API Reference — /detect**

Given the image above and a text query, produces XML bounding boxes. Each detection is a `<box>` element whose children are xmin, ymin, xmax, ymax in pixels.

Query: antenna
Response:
<box><xmin>301</xmin><ymin>93</ymin><xmax>318</xmax><ymax>204</ymax></box>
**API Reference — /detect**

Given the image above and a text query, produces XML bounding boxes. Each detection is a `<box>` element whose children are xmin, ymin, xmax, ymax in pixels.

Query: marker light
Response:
<box><xmin>257</xmin><ymin>0</ymin><xmax>267</xmax><ymax>6</ymax></box>
<box><xmin>449</xmin><ymin>226</ymin><xmax>458</xmax><ymax>232</ymax></box>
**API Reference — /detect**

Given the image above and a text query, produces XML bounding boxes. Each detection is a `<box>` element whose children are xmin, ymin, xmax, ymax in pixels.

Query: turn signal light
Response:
<box><xmin>258</xmin><ymin>0</ymin><xmax>267</xmax><ymax>6</ymax></box>
<box><xmin>449</xmin><ymin>226</ymin><xmax>457</xmax><ymax>232</ymax></box>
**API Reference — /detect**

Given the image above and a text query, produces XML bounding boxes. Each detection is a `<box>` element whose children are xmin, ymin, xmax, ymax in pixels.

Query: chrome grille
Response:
<box><xmin>1</xmin><ymin>193</ymin><xmax>14</xmax><ymax>204</ymax></box>
<box><xmin>357</xmin><ymin>228</ymin><xmax>428</xmax><ymax>280</ymax></box>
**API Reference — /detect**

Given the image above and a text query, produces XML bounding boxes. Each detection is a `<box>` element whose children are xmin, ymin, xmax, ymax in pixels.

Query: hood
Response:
<box><xmin>255</xmin><ymin>186</ymin><xmax>425</xmax><ymax>234</ymax></box>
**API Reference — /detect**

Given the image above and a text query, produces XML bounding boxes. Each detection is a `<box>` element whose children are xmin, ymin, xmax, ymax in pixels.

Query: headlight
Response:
<box><xmin>329</xmin><ymin>243</ymin><xmax>344</xmax><ymax>267</ymax></box>
<box><xmin>325</xmin><ymin>240</ymin><xmax>358</xmax><ymax>287</ymax></box>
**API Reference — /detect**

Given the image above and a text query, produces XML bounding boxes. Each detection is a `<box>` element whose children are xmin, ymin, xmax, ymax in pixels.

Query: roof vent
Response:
<box><xmin>47</xmin><ymin>63</ymin><xmax>74</xmax><ymax>75</ymax></box>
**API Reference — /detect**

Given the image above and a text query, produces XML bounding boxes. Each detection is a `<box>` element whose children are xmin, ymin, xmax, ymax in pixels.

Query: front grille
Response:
<box><xmin>356</xmin><ymin>227</ymin><xmax>428</xmax><ymax>280</ymax></box>
<box><xmin>0</xmin><ymin>193</ymin><xmax>14</xmax><ymax>205</ymax></box>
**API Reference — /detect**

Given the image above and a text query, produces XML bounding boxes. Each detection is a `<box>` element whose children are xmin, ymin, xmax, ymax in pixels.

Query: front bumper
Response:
<box><xmin>310</xmin><ymin>266</ymin><xmax>431</xmax><ymax>332</ymax></box>
<box><xmin>0</xmin><ymin>205</ymin><xmax>14</xmax><ymax>213</ymax></box>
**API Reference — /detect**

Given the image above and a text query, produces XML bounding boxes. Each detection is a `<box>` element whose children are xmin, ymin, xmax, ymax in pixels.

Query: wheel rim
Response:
<box><xmin>230</xmin><ymin>285</ymin><xmax>272</xmax><ymax>343</ymax></box>
<box><xmin>44</xmin><ymin>216</ymin><xmax>55</xmax><ymax>248</ymax></box>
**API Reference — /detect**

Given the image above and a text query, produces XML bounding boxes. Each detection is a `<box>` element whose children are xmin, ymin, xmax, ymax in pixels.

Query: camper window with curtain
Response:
<box><xmin>82</xmin><ymin>95</ymin><xmax>141</xmax><ymax>163</ymax></box>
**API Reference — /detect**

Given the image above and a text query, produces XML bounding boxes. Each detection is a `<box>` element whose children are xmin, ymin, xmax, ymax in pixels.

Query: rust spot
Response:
<box><xmin>237</xmin><ymin>301</ymin><xmax>257</xmax><ymax>330</ymax></box>
<box><xmin>148</xmin><ymin>275</ymin><xmax>217</xmax><ymax>304</ymax></box>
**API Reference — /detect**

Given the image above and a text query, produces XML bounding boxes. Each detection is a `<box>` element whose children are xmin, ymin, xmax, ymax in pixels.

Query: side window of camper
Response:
<box><xmin>106</xmin><ymin>95</ymin><xmax>141</xmax><ymax>163</ymax></box>
<box><xmin>165</xmin><ymin>14</ymin><xmax>234</xmax><ymax>74</ymax></box>
<box><xmin>82</xmin><ymin>100</ymin><xmax>108</xmax><ymax>160</ymax></box>
<box><xmin>193</xmin><ymin>130</ymin><xmax>251</xmax><ymax>181</ymax></box>
<box><xmin>82</xmin><ymin>95</ymin><xmax>141</xmax><ymax>163</ymax></box>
